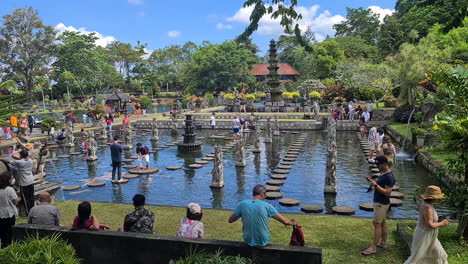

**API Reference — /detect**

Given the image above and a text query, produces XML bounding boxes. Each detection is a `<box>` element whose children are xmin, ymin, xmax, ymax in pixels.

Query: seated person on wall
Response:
<box><xmin>72</xmin><ymin>201</ymin><xmax>111</xmax><ymax>231</ymax></box>
<box><xmin>228</xmin><ymin>184</ymin><xmax>298</xmax><ymax>247</ymax></box>
<box><xmin>118</xmin><ymin>194</ymin><xmax>154</xmax><ymax>234</ymax></box>
<box><xmin>176</xmin><ymin>203</ymin><xmax>204</xmax><ymax>238</ymax></box>
<box><xmin>28</xmin><ymin>192</ymin><xmax>62</xmax><ymax>226</ymax></box>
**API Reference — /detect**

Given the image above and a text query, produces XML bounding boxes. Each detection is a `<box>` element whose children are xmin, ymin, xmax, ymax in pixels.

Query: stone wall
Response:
<box><xmin>13</xmin><ymin>224</ymin><xmax>323</xmax><ymax>264</ymax></box>
<box><xmin>416</xmin><ymin>151</ymin><xmax>444</xmax><ymax>176</ymax></box>
<box><xmin>372</xmin><ymin>109</ymin><xmax>395</xmax><ymax>121</ymax></box>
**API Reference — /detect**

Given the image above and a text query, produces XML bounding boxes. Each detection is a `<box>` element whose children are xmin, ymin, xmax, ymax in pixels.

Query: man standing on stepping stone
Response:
<box><xmin>210</xmin><ymin>112</ymin><xmax>216</xmax><ymax>136</ymax></box>
<box><xmin>136</xmin><ymin>143</ymin><xmax>150</xmax><ymax>170</ymax></box>
<box><xmin>110</xmin><ymin>136</ymin><xmax>123</xmax><ymax>183</ymax></box>
<box><xmin>362</xmin><ymin>156</ymin><xmax>395</xmax><ymax>256</ymax></box>
<box><xmin>228</xmin><ymin>184</ymin><xmax>298</xmax><ymax>246</ymax></box>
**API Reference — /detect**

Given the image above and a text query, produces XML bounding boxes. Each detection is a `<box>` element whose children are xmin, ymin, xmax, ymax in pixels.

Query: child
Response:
<box><xmin>176</xmin><ymin>203</ymin><xmax>204</xmax><ymax>238</ymax></box>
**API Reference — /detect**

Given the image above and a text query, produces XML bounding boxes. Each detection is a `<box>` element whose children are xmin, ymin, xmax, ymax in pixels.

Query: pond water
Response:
<box><xmin>20</xmin><ymin>129</ymin><xmax>440</xmax><ymax>219</ymax></box>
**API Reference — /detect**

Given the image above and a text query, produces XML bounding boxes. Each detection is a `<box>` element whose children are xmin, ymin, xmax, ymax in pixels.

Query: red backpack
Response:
<box><xmin>289</xmin><ymin>225</ymin><xmax>305</xmax><ymax>246</ymax></box>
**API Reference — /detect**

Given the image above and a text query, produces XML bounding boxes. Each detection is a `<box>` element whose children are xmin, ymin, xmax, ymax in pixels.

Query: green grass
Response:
<box><xmin>389</xmin><ymin>122</ymin><xmax>412</xmax><ymax>139</ymax></box>
<box><xmin>424</xmin><ymin>149</ymin><xmax>458</xmax><ymax>166</ymax></box>
<box><xmin>372</xmin><ymin>102</ymin><xmax>395</xmax><ymax>110</ymax></box>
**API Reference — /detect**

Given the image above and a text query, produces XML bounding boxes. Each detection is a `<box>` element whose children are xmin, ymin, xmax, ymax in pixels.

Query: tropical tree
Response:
<box><xmin>333</xmin><ymin>7</ymin><xmax>380</xmax><ymax>44</ymax></box>
<box><xmin>35</xmin><ymin>76</ymin><xmax>49</xmax><ymax>110</ymax></box>
<box><xmin>107</xmin><ymin>40</ymin><xmax>147</xmax><ymax>90</ymax></box>
<box><xmin>0</xmin><ymin>7</ymin><xmax>55</xmax><ymax>100</ymax></box>
<box><xmin>59</xmin><ymin>71</ymin><xmax>76</xmax><ymax>108</ymax></box>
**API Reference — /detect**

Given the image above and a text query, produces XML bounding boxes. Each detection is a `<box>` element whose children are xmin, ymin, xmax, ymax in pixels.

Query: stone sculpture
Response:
<box><xmin>313</xmin><ymin>102</ymin><xmax>320</xmax><ymax>121</ymax></box>
<box><xmin>150</xmin><ymin>117</ymin><xmax>159</xmax><ymax>141</ymax></box>
<box><xmin>170</xmin><ymin>113</ymin><xmax>178</xmax><ymax>135</ymax></box>
<box><xmin>253</xmin><ymin>126</ymin><xmax>261</xmax><ymax>153</ymax></box>
<box><xmin>324</xmin><ymin>117</ymin><xmax>337</xmax><ymax>194</ymax></box>
<box><xmin>249</xmin><ymin>112</ymin><xmax>257</xmax><ymax>130</ymax></box>
<box><xmin>66</xmin><ymin>128</ymin><xmax>75</xmax><ymax>147</ymax></box>
<box><xmin>99</xmin><ymin>119</ymin><xmax>107</xmax><ymax>140</ymax></box>
<box><xmin>36</xmin><ymin>142</ymin><xmax>49</xmax><ymax>178</ymax></box>
<box><xmin>273</xmin><ymin>114</ymin><xmax>280</xmax><ymax>136</ymax></box>
<box><xmin>210</xmin><ymin>145</ymin><xmax>224</xmax><ymax>188</ymax></box>
<box><xmin>86</xmin><ymin>131</ymin><xmax>98</xmax><ymax>161</ymax></box>
<box><xmin>235</xmin><ymin>134</ymin><xmax>246</xmax><ymax>167</ymax></box>
<box><xmin>264</xmin><ymin>116</ymin><xmax>272</xmax><ymax>143</ymax></box>
<box><xmin>123</xmin><ymin>129</ymin><xmax>132</xmax><ymax>150</ymax></box>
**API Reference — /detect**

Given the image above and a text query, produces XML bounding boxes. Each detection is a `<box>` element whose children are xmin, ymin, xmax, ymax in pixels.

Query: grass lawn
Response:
<box><xmin>372</xmin><ymin>102</ymin><xmax>395</xmax><ymax>110</ymax></box>
<box><xmin>424</xmin><ymin>149</ymin><xmax>458</xmax><ymax>166</ymax></box>
<box><xmin>389</xmin><ymin>122</ymin><xmax>412</xmax><ymax>139</ymax></box>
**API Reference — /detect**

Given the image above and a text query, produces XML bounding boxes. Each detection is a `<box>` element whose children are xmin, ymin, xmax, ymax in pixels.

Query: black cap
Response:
<box><xmin>374</xmin><ymin>156</ymin><xmax>388</xmax><ymax>165</ymax></box>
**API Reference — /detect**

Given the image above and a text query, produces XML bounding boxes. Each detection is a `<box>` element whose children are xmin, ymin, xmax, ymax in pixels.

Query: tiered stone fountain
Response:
<box><xmin>176</xmin><ymin>114</ymin><xmax>202</xmax><ymax>152</ymax></box>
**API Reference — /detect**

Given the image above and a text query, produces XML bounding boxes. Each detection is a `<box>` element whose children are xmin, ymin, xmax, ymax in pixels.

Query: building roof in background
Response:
<box><xmin>252</xmin><ymin>63</ymin><xmax>300</xmax><ymax>76</ymax></box>
<box><xmin>105</xmin><ymin>91</ymin><xmax>132</xmax><ymax>101</ymax></box>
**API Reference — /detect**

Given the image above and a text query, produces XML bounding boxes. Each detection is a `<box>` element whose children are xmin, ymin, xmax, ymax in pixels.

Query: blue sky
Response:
<box><xmin>0</xmin><ymin>0</ymin><xmax>396</xmax><ymax>54</ymax></box>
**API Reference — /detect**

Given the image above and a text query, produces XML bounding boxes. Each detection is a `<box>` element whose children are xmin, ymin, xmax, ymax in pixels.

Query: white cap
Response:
<box><xmin>188</xmin><ymin>202</ymin><xmax>201</xmax><ymax>214</ymax></box>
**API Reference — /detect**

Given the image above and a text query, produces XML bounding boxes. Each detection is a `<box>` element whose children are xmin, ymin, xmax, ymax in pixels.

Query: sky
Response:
<box><xmin>0</xmin><ymin>0</ymin><xmax>396</xmax><ymax>54</ymax></box>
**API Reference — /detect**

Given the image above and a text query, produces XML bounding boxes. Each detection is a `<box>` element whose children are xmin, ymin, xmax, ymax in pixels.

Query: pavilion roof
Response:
<box><xmin>105</xmin><ymin>91</ymin><xmax>132</xmax><ymax>101</ymax></box>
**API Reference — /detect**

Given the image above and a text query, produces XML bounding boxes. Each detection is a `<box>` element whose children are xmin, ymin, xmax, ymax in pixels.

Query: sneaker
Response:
<box><xmin>145</xmin><ymin>166</ymin><xmax>149</xmax><ymax>169</ymax></box>
<box><xmin>138</xmin><ymin>167</ymin><xmax>143</xmax><ymax>170</ymax></box>
<box><xmin>368</xmin><ymin>159</ymin><xmax>375</xmax><ymax>163</ymax></box>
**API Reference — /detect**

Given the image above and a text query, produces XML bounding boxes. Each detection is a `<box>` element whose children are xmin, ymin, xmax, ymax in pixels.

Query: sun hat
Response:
<box><xmin>188</xmin><ymin>202</ymin><xmax>201</xmax><ymax>214</ymax></box>
<box><xmin>420</xmin><ymin>185</ymin><xmax>445</xmax><ymax>200</ymax></box>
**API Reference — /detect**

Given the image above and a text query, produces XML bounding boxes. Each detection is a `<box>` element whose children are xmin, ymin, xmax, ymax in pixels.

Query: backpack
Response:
<box><xmin>144</xmin><ymin>146</ymin><xmax>150</xmax><ymax>155</ymax></box>
<box><xmin>289</xmin><ymin>225</ymin><xmax>305</xmax><ymax>246</ymax></box>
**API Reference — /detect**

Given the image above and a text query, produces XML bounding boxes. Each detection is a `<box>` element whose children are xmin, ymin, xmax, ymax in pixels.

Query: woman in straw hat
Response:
<box><xmin>404</xmin><ymin>185</ymin><xmax>449</xmax><ymax>264</ymax></box>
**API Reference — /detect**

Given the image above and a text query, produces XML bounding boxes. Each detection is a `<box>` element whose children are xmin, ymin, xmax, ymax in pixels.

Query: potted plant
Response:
<box><xmin>244</xmin><ymin>94</ymin><xmax>255</xmax><ymax>107</ymax></box>
<box><xmin>282</xmin><ymin>92</ymin><xmax>293</xmax><ymax>105</ymax></box>
<box><xmin>410</xmin><ymin>125</ymin><xmax>427</xmax><ymax>148</ymax></box>
<box><xmin>309</xmin><ymin>91</ymin><xmax>321</xmax><ymax>104</ymax></box>
<box><xmin>223</xmin><ymin>93</ymin><xmax>235</xmax><ymax>105</ymax></box>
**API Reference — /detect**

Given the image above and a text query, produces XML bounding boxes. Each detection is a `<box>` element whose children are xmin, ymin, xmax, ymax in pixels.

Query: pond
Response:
<box><xmin>19</xmin><ymin>130</ymin><xmax>437</xmax><ymax>218</ymax></box>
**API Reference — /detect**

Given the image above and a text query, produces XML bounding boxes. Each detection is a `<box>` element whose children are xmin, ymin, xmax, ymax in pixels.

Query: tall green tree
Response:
<box><xmin>333</xmin><ymin>7</ymin><xmax>380</xmax><ymax>44</ymax></box>
<box><xmin>378</xmin><ymin>14</ymin><xmax>404</xmax><ymax>57</ymax></box>
<box><xmin>107</xmin><ymin>41</ymin><xmax>147</xmax><ymax>89</ymax></box>
<box><xmin>335</xmin><ymin>36</ymin><xmax>379</xmax><ymax>61</ymax></box>
<box><xmin>0</xmin><ymin>7</ymin><xmax>55</xmax><ymax>100</ymax></box>
<box><xmin>313</xmin><ymin>39</ymin><xmax>345</xmax><ymax>79</ymax></box>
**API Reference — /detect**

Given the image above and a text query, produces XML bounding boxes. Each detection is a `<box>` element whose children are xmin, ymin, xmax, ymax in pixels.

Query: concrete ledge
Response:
<box><xmin>397</xmin><ymin>223</ymin><xmax>414</xmax><ymax>254</ymax></box>
<box><xmin>13</xmin><ymin>224</ymin><xmax>322</xmax><ymax>264</ymax></box>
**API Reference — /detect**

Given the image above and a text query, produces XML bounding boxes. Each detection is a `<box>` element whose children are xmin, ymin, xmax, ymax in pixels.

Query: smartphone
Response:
<box><xmin>438</xmin><ymin>215</ymin><xmax>446</xmax><ymax>222</ymax></box>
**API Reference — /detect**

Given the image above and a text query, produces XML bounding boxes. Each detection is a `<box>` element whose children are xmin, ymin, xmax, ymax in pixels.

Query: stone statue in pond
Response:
<box><xmin>170</xmin><ymin>114</ymin><xmax>178</xmax><ymax>135</ymax></box>
<box><xmin>273</xmin><ymin>114</ymin><xmax>280</xmax><ymax>136</ymax></box>
<box><xmin>99</xmin><ymin>119</ymin><xmax>107</xmax><ymax>139</ymax></box>
<box><xmin>123</xmin><ymin>129</ymin><xmax>132</xmax><ymax>150</ymax></box>
<box><xmin>235</xmin><ymin>135</ymin><xmax>246</xmax><ymax>167</ymax></box>
<box><xmin>151</xmin><ymin>117</ymin><xmax>159</xmax><ymax>141</ymax></box>
<box><xmin>253</xmin><ymin>125</ymin><xmax>261</xmax><ymax>153</ymax></box>
<box><xmin>313</xmin><ymin>102</ymin><xmax>320</xmax><ymax>121</ymax></box>
<box><xmin>324</xmin><ymin>117</ymin><xmax>337</xmax><ymax>194</ymax></box>
<box><xmin>249</xmin><ymin>112</ymin><xmax>257</xmax><ymax>130</ymax></box>
<box><xmin>86</xmin><ymin>131</ymin><xmax>98</xmax><ymax>161</ymax></box>
<box><xmin>210</xmin><ymin>145</ymin><xmax>224</xmax><ymax>188</ymax></box>
<box><xmin>66</xmin><ymin>129</ymin><xmax>75</xmax><ymax>147</ymax></box>
<box><xmin>36</xmin><ymin>141</ymin><xmax>49</xmax><ymax>178</ymax></box>
<box><xmin>263</xmin><ymin>117</ymin><xmax>272</xmax><ymax>143</ymax></box>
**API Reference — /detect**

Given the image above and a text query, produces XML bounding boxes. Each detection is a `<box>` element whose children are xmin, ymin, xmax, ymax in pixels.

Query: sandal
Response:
<box><xmin>361</xmin><ymin>248</ymin><xmax>377</xmax><ymax>256</ymax></box>
<box><xmin>377</xmin><ymin>243</ymin><xmax>387</xmax><ymax>249</ymax></box>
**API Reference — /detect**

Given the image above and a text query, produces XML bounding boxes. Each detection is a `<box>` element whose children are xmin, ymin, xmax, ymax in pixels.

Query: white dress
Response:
<box><xmin>404</xmin><ymin>202</ymin><xmax>448</xmax><ymax>264</ymax></box>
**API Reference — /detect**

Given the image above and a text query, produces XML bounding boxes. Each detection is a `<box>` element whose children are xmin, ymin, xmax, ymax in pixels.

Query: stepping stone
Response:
<box><xmin>273</xmin><ymin>169</ymin><xmax>289</xmax><ymax>174</ymax></box>
<box><xmin>129</xmin><ymin>156</ymin><xmax>138</xmax><ymax>159</ymax></box>
<box><xmin>159</xmin><ymin>146</ymin><xmax>169</xmax><ymax>149</ymax></box>
<box><xmin>359</xmin><ymin>202</ymin><xmax>374</xmax><ymax>211</ymax></box>
<box><xmin>266</xmin><ymin>180</ymin><xmax>284</xmax><ymax>186</ymax></box>
<box><xmin>188</xmin><ymin>164</ymin><xmax>203</xmax><ymax>169</ymax></box>
<box><xmin>287</xmin><ymin>151</ymin><xmax>299</xmax><ymax>155</ymax></box>
<box><xmin>166</xmin><ymin>166</ymin><xmax>182</xmax><ymax>170</ymax></box>
<box><xmin>62</xmin><ymin>185</ymin><xmax>81</xmax><ymax>191</ymax></box>
<box><xmin>123</xmin><ymin>159</ymin><xmax>134</xmax><ymax>163</ymax></box>
<box><xmin>392</xmin><ymin>185</ymin><xmax>400</xmax><ymax>191</ymax></box>
<box><xmin>270</xmin><ymin>174</ymin><xmax>287</xmax><ymax>179</ymax></box>
<box><xmin>123</xmin><ymin>165</ymin><xmax>138</xmax><ymax>169</ymax></box>
<box><xmin>69</xmin><ymin>152</ymin><xmax>82</xmax><ymax>155</ymax></box>
<box><xmin>266</xmin><ymin>192</ymin><xmax>283</xmax><ymax>199</ymax></box>
<box><xmin>283</xmin><ymin>158</ymin><xmax>296</xmax><ymax>162</ymax></box>
<box><xmin>112</xmin><ymin>179</ymin><xmax>129</xmax><ymax>184</ymax></box>
<box><xmin>332</xmin><ymin>206</ymin><xmax>355</xmax><ymax>215</ymax></box>
<box><xmin>123</xmin><ymin>174</ymin><xmax>140</xmax><ymax>179</ymax></box>
<box><xmin>50</xmin><ymin>158</ymin><xmax>59</xmax><ymax>161</ymax></box>
<box><xmin>156</xmin><ymin>148</ymin><xmax>165</xmax><ymax>151</ymax></box>
<box><xmin>390</xmin><ymin>191</ymin><xmax>404</xmax><ymax>199</ymax></box>
<box><xmin>195</xmin><ymin>160</ymin><xmax>209</xmax><ymax>165</ymax></box>
<box><xmin>284</xmin><ymin>155</ymin><xmax>298</xmax><ymax>159</ymax></box>
<box><xmin>57</xmin><ymin>155</ymin><xmax>70</xmax><ymax>158</ymax></box>
<box><xmin>201</xmin><ymin>157</ymin><xmax>214</xmax><ymax>161</ymax></box>
<box><xmin>371</xmin><ymin>168</ymin><xmax>380</xmax><ymax>173</ymax></box>
<box><xmin>280</xmin><ymin>161</ymin><xmax>294</xmax><ymax>165</ymax></box>
<box><xmin>291</xmin><ymin>132</ymin><xmax>299</xmax><ymax>134</ymax></box>
<box><xmin>206</xmin><ymin>154</ymin><xmax>215</xmax><ymax>157</ymax></box>
<box><xmin>129</xmin><ymin>168</ymin><xmax>159</xmax><ymax>174</ymax></box>
<box><xmin>165</xmin><ymin>143</ymin><xmax>176</xmax><ymax>146</ymax></box>
<box><xmin>390</xmin><ymin>198</ymin><xmax>403</xmax><ymax>207</ymax></box>
<box><xmin>277</xmin><ymin>165</ymin><xmax>292</xmax><ymax>170</ymax></box>
<box><xmin>149</xmin><ymin>151</ymin><xmax>156</xmax><ymax>153</ymax></box>
<box><xmin>88</xmin><ymin>181</ymin><xmax>106</xmax><ymax>187</ymax></box>
<box><xmin>265</xmin><ymin>185</ymin><xmax>281</xmax><ymax>192</ymax></box>
<box><xmin>289</xmin><ymin>148</ymin><xmax>302</xmax><ymax>152</ymax></box>
<box><xmin>279</xmin><ymin>198</ymin><xmax>300</xmax><ymax>206</ymax></box>
<box><xmin>301</xmin><ymin>204</ymin><xmax>323</xmax><ymax>213</ymax></box>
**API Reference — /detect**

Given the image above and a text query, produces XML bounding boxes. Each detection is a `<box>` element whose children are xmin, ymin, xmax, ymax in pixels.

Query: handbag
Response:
<box><xmin>289</xmin><ymin>225</ymin><xmax>305</xmax><ymax>246</ymax></box>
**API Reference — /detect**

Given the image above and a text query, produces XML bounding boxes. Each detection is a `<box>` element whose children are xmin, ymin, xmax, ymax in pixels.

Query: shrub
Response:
<box><xmin>244</xmin><ymin>94</ymin><xmax>255</xmax><ymax>100</ymax></box>
<box><xmin>291</xmin><ymin>92</ymin><xmax>300</xmax><ymax>98</ymax></box>
<box><xmin>393</xmin><ymin>105</ymin><xmax>418</xmax><ymax>123</ymax></box>
<box><xmin>309</xmin><ymin>91</ymin><xmax>321</xmax><ymax>99</ymax></box>
<box><xmin>223</xmin><ymin>93</ymin><xmax>235</xmax><ymax>100</ymax></box>
<box><xmin>204</xmin><ymin>93</ymin><xmax>215</xmax><ymax>106</ymax></box>
<box><xmin>409</xmin><ymin>125</ymin><xmax>427</xmax><ymax>136</ymax></box>
<box><xmin>41</xmin><ymin>117</ymin><xmax>58</xmax><ymax>132</ymax></box>
<box><xmin>282</xmin><ymin>92</ymin><xmax>293</xmax><ymax>99</ymax></box>
<box><xmin>170</xmin><ymin>251</ymin><xmax>254</xmax><ymax>264</ymax></box>
<box><xmin>0</xmin><ymin>234</ymin><xmax>80</xmax><ymax>264</ymax></box>
<box><xmin>323</xmin><ymin>85</ymin><xmax>347</xmax><ymax>100</ymax></box>
<box><xmin>139</xmin><ymin>96</ymin><xmax>153</xmax><ymax>108</ymax></box>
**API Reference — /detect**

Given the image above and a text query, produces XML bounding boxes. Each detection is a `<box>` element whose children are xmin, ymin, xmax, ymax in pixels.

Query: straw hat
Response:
<box><xmin>420</xmin><ymin>185</ymin><xmax>445</xmax><ymax>200</ymax></box>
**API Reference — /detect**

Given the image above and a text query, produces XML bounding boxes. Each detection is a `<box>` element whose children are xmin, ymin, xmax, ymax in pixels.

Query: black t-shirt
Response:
<box><xmin>373</xmin><ymin>171</ymin><xmax>395</xmax><ymax>205</ymax></box>
<box><xmin>136</xmin><ymin>146</ymin><xmax>149</xmax><ymax>155</ymax></box>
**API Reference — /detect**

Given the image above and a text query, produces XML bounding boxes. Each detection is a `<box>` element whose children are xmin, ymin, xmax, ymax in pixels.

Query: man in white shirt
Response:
<box><xmin>210</xmin><ymin>113</ymin><xmax>216</xmax><ymax>136</ymax></box>
<box><xmin>368</xmin><ymin>124</ymin><xmax>378</xmax><ymax>162</ymax></box>
<box><xmin>363</xmin><ymin>109</ymin><xmax>371</xmax><ymax>126</ymax></box>
<box><xmin>366</xmin><ymin>101</ymin><xmax>373</xmax><ymax>121</ymax></box>
<box><xmin>349</xmin><ymin>101</ymin><xmax>355</xmax><ymax>120</ymax></box>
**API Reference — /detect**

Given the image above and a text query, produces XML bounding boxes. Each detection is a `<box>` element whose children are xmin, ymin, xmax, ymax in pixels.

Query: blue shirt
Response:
<box><xmin>233</xmin><ymin>200</ymin><xmax>279</xmax><ymax>246</ymax></box>
<box><xmin>373</xmin><ymin>171</ymin><xmax>395</xmax><ymax>205</ymax></box>
<box><xmin>110</xmin><ymin>142</ymin><xmax>123</xmax><ymax>162</ymax></box>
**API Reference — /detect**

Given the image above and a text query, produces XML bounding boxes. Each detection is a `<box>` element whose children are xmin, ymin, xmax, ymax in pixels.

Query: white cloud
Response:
<box><xmin>128</xmin><ymin>0</ymin><xmax>143</xmax><ymax>5</ymax></box>
<box><xmin>54</xmin><ymin>23</ymin><xmax>116</xmax><ymax>47</ymax></box>
<box><xmin>167</xmin><ymin>30</ymin><xmax>181</xmax><ymax>38</ymax></box>
<box><xmin>216</xmin><ymin>23</ymin><xmax>233</xmax><ymax>30</ymax></box>
<box><xmin>368</xmin><ymin>6</ymin><xmax>394</xmax><ymax>23</ymax></box>
<box><xmin>227</xmin><ymin>4</ymin><xmax>344</xmax><ymax>40</ymax></box>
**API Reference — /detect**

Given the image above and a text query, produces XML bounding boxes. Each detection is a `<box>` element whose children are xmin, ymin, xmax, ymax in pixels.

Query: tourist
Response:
<box><xmin>403</xmin><ymin>185</ymin><xmax>449</xmax><ymax>264</ymax></box>
<box><xmin>122</xmin><ymin>114</ymin><xmax>131</xmax><ymax>132</ymax></box>
<box><xmin>377</xmin><ymin>129</ymin><xmax>385</xmax><ymax>149</ymax></box>
<box><xmin>27</xmin><ymin>115</ymin><xmax>35</xmax><ymax>136</ymax></box>
<box><xmin>0</xmin><ymin>171</ymin><xmax>18</xmax><ymax>248</ymax></box>
<box><xmin>19</xmin><ymin>114</ymin><xmax>28</xmax><ymax>136</ymax></box>
<box><xmin>356</xmin><ymin>105</ymin><xmax>363</xmax><ymax>117</ymax></box>
<box><xmin>366</xmin><ymin>101</ymin><xmax>373</xmax><ymax>121</ymax></box>
<box><xmin>106</xmin><ymin>114</ymin><xmax>112</xmax><ymax>131</ymax></box>
<box><xmin>232</xmin><ymin>114</ymin><xmax>241</xmax><ymax>141</ymax></box>
<box><xmin>27</xmin><ymin>192</ymin><xmax>62</xmax><ymax>226</ymax></box>
<box><xmin>87</xmin><ymin>109</ymin><xmax>93</xmax><ymax>124</ymax></box>
<box><xmin>362</xmin><ymin>109</ymin><xmax>371</xmax><ymax>127</ymax></box>
<box><xmin>362</xmin><ymin>156</ymin><xmax>395</xmax><ymax>256</ymax></box>
<box><xmin>57</xmin><ymin>129</ymin><xmax>66</xmax><ymax>142</ymax></box>
<box><xmin>0</xmin><ymin>150</ymin><xmax>35</xmax><ymax>214</ymax></box>
<box><xmin>50</xmin><ymin>126</ymin><xmax>56</xmax><ymax>142</ymax></box>
<box><xmin>4</xmin><ymin>118</ymin><xmax>12</xmax><ymax>140</ymax></box>
<box><xmin>381</xmin><ymin>136</ymin><xmax>397</xmax><ymax>166</ymax></box>
<box><xmin>368</xmin><ymin>124</ymin><xmax>378</xmax><ymax>162</ymax></box>
<box><xmin>110</xmin><ymin>136</ymin><xmax>123</xmax><ymax>183</ymax></box>
<box><xmin>349</xmin><ymin>101</ymin><xmax>355</xmax><ymax>120</ymax></box>
<box><xmin>10</xmin><ymin>113</ymin><xmax>18</xmax><ymax>140</ymax></box>
<box><xmin>72</xmin><ymin>201</ymin><xmax>111</xmax><ymax>230</ymax></box>
<box><xmin>136</xmin><ymin>143</ymin><xmax>150</xmax><ymax>170</ymax></box>
<box><xmin>240</xmin><ymin>98</ymin><xmax>246</xmax><ymax>113</ymax></box>
<box><xmin>134</xmin><ymin>102</ymin><xmax>141</xmax><ymax>116</ymax></box>
<box><xmin>81</xmin><ymin>128</ymin><xmax>88</xmax><ymax>138</ymax></box>
<box><xmin>65</xmin><ymin>112</ymin><xmax>74</xmax><ymax>130</ymax></box>
<box><xmin>359</xmin><ymin>115</ymin><xmax>366</xmax><ymax>140</ymax></box>
<box><xmin>83</xmin><ymin>112</ymin><xmax>87</xmax><ymax>124</ymax></box>
<box><xmin>0</xmin><ymin>123</ymin><xmax>4</xmax><ymax>145</ymax></box>
<box><xmin>228</xmin><ymin>185</ymin><xmax>298</xmax><ymax>246</ymax></box>
<box><xmin>337</xmin><ymin>104</ymin><xmax>344</xmax><ymax>120</ymax></box>
<box><xmin>142</xmin><ymin>104</ymin><xmax>147</xmax><ymax>116</ymax></box>
<box><xmin>210</xmin><ymin>112</ymin><xmax>216</xmax><ymax>136</ymax></box>
<box><xmin>120</xmin><ymin>194</ymin><xmax>154</xmax><ymax>234</ymax></box>
<box><xmin>177</xmin><ymin>202</ymin><xmax>204</xmax><ymax>238</ymax></box>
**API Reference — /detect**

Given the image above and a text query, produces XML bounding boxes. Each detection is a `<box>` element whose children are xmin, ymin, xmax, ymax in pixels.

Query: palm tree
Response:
<box><xmin>59</xmin><ymin>70</ymin><xmax>76</xmax><ymax>108</ymax></box>
<box><xmin>35</xmin><ymin>76</ymin><xmax>49</xmax><ymax>110</ymax></box>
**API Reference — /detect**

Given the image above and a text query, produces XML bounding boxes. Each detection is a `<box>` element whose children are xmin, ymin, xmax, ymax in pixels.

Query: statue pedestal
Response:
<box><xmin>124</xmin><ymin>144</ymin><xmax>132</xmax><ymax>150</ymax></box>
<box><xmin>86</xmin><ymin>156</ymin><xmax>98</xmax><ymax>161</ymax></box>
<box><xmin>235</xmin><ymin>162</ymin><xmax>246</xmax><ymax>167</ymax></box>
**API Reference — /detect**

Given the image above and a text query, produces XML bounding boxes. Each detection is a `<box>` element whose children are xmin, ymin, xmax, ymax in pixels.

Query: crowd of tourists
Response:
<box><xmin>331</xmin><ymin>100</ymin><xmax>374</xmax><ymax>121</ymax></box>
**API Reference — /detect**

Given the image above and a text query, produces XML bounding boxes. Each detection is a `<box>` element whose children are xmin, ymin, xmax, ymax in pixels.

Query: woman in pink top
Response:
<box><xmin>72</xmin><ymin>201</ymin><xmax>110</xmax><ymax>230</ymax></box>
<box><xmin>122</xmin><ymin>114</ymin><xmax>131</xmax><ymax>132</ymax></box>
<box><xmin>4</xmin><ymin>119</ymin><xmax>12</xmax><ymax>140</ymax></box>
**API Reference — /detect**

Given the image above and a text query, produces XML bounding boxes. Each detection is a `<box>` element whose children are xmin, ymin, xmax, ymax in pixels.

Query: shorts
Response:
<box><xmin>233</xmin><ymin>127</ymin><xmax>240</xmax><ymax>134</ymax></box>
<box><xmin>12</xmin><ymin>127</ymin><xmax>18</xmax><ymax>132</ymax></box>
<box><xmin>211</xmin><ymin>125</ymin><xmax>215</xmax><ymax>131</ymax></box>
<box><xmin>373</xmin><ymin>203</ymin><xmax>390</xmax><ymax>223</ymax></box>
<box><xmin>359</xmin><ymin>126</ymin><xmax>365</xmax><ymax>132</ymax></box>
<box><xmin>369</xmin><ymin>142</ymin><xmax>376</xmax><ymax>151</ymax></box>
